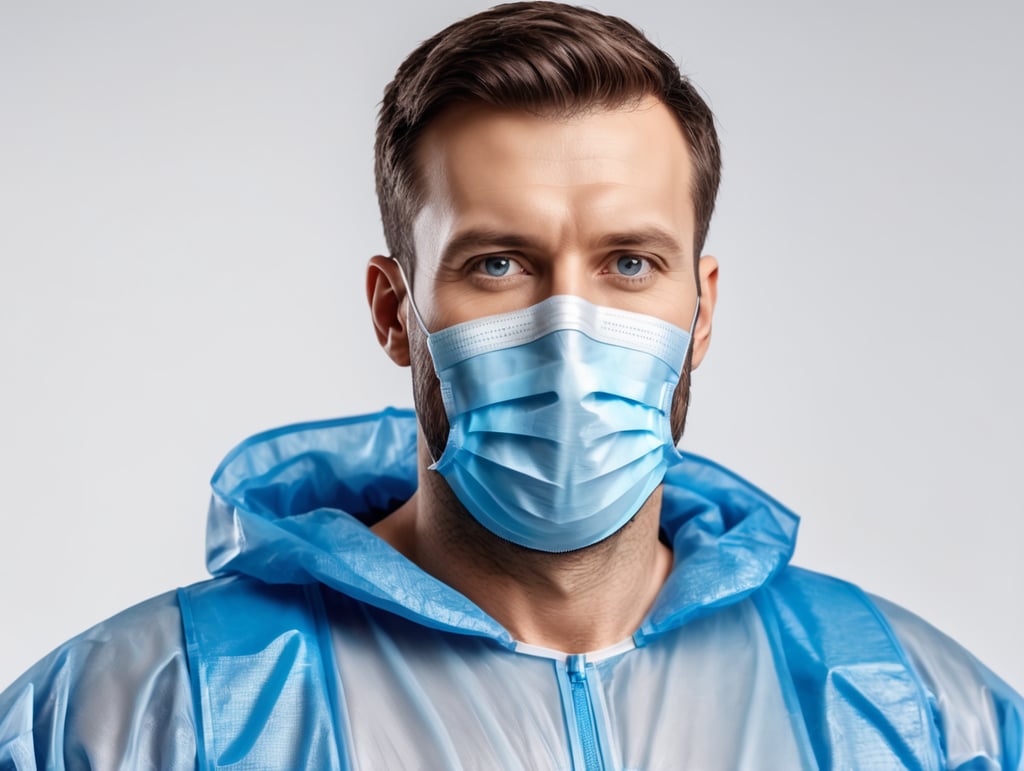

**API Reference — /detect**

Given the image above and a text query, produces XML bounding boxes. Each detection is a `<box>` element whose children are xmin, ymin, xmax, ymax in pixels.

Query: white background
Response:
<box><xmin>1</xmin><ymin>0</ymin><xmax>1021</xmax><ymax>694</ymax></box>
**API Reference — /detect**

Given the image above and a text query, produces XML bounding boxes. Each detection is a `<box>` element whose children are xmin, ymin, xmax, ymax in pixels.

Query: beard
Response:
<box><xmin>409</xmin><ymin>315</ymin><xmax>453</xmax><ymax>464</ymax></box>
<box><xmin>407</xmin><ymin>309</ymin><xmax>696</xmax><ymax>552</ymax></box>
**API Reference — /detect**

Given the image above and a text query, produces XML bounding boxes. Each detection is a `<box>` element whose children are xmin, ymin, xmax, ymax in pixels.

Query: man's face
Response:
<box><xmin>404</xmin><ymin>96</ymin><xmax>710</xmax><ymax>459</ymax></box>
<box><xmin>409</xmin><ymin>96</ymin><xmax>700</xmax><ymax>328</ymax></box>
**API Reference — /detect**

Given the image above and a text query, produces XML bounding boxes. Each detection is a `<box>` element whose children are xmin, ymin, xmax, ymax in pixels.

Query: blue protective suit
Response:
<box><xmin>1</xmin><ymin>408</ymin><xmax>1021</xmax><ymax>770</ymax></box>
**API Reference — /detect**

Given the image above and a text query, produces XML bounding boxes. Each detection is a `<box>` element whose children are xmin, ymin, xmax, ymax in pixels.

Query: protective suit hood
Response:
<box><xmin>206</xmin><ymin>408</ymin><xmax>799</xmax><ymax>648</ymax></box>
<box><xmin>5</xmin><ymin>408</ymin><xmax>1020</xmax><ymax>770</ymax></box>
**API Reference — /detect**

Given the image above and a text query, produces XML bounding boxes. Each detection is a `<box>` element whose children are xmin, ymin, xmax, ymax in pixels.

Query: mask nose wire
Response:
<box><xmin>390</xmin><ymin>257</ymin><xmax>431</xmax><ymax>336</ymax></box>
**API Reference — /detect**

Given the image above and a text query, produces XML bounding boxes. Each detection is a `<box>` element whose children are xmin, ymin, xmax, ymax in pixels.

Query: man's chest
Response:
<box><xmin>328</xmin><ymin>596</ymin><xmax>804</xmax><ymax>770</ymax></box>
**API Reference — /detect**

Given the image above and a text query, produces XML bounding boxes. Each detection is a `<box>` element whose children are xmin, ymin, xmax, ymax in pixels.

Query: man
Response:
<box><xmin>1</xmin><ymin>2</ymin><xmax>1020</xmax><ymax>769</ymax></box>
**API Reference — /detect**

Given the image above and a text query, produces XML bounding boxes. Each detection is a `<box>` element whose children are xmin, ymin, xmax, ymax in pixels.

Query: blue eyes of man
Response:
<box><xmin>615</xmin><ymin>256</ymin><xmax>645</xmax><ymax>276</ymax></box>
<box><xmin>478</xmin><ymin>255</ymin><xmax>647</xmax><ymax>277</ymax></box>
<box><xmin>481</xmin><ymin>256</ymin><xmax>516</xmax><ymax>276</ymax></box>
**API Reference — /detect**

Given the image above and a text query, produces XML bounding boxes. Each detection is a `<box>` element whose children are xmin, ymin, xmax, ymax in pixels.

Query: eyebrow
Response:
<box><xmin>440</xmin><ymin>229</ymin><xmax>540</xmax><ymax>264</ymax></box>
<box><xmin>441</xmin><ymin>226</ymin><xmax>688</xmax><ymax>262</ymax></box>
<box><xmin>594</xmin><ymin>227</ymin><xmax>687</xmax><ymax>257</ymax></box>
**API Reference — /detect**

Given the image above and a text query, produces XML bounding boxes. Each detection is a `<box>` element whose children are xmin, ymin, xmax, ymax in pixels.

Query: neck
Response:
<box><xmin>372</xmin><ymin>443</ymin><xmax>674</xmax><ymax>653</ymax></box>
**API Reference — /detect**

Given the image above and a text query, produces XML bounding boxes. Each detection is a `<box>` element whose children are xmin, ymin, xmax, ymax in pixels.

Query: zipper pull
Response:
<box><xmin>567</xmin><ymin>653</ymin><xmax>587</xmax><ymax>683</ymax></box>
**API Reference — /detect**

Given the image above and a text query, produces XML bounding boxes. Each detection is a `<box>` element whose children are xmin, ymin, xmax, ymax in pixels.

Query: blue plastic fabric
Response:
<box><xmin>758</xmin><ymin>569</ymin><xmax>943</xmax><ymax>769</ymax></box>
<box><xmin>177</xmin><ymin>578</ymin><xmax>345</xmax><ymax>770</ymax></box>
<box><xmin>426</xmin><ymin>295</ymin><xmax>690</xmax><ymax>552</ymax></box>
<box><xmin>0</xmin><ymin>591</ymin><xmax>197</xmax><ymax>769</ymax></box>
<box><xmin>206</xmin><ymin>408</ymin><xmax>513</xmax><ymax>646</ymax></box>
<box><xmin>1</xmin><ymin>409</ymin><xmax>1021</xmax><ymax>769</ymax></box>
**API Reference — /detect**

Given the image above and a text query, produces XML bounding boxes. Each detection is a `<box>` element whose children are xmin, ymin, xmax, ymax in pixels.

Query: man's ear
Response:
<box><xmin>366</xmin><ymin>255</ymin><xmax>411</xmax><ymax>367</ymax></box>
<box><xmin>690</xmin><ymin>255</ymin><xmax>719</xmax><ymax>369</ymax></box>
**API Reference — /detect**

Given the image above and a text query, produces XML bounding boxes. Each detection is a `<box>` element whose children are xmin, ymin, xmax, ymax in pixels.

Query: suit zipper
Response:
<box><xmin>567</xmin><ymin>654</ymin><xmax>603</xmax><ymax>771</ymax></box>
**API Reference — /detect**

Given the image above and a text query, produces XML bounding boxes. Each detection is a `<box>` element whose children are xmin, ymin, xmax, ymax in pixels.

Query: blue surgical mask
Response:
<box><xmin>413</xmin><ymin>292</ymin><xmax>696</xmax><ymax>553</ymax></box>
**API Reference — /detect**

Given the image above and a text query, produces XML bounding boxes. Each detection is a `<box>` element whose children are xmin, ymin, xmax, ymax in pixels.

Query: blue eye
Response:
<box><xmin>615</xmin><ymin>255</ymin><xmax>646</xmax><ymax>276</ymax></box>
<box><xmin>481</xmin><ymin>256</ymin><xmax>513</xmax><ymax>276</ymax></box>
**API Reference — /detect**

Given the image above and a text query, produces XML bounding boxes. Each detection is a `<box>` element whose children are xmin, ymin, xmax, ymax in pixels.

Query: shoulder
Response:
<box><xmin>760</xmin><ymin>567</ymin><xmax>1023</xmax><ymax>769</ymax></box>
<box><xmin>0</xmin><ymin>589</ymin><xmax>197</xmax><ymax>770</ymax></box>
<box><xmin>872</xmin><ymin>594</ymin><xmax>1024</xmax><ymax>770</ymax></box>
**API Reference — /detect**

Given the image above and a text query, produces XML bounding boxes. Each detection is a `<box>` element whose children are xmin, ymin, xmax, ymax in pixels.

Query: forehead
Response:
<box><xmin>413</xmin><ymin>97</ymin><xmax>695</xmax><ymax>219</ymax></box>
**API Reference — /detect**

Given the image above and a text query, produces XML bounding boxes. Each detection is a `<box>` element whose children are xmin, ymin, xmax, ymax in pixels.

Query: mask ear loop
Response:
<box><xmin>391</xmin><ymin>257</ymin><xmax>449</xmax><ymax>466</ymax></box>
<box><xmin>687</xmin><ymin>294</ymin><xmax>701</xmax><ymax>340</ymax></box>
<box><xmin>390</xmin><ymin>257</ymin><xmax>431</xmax><ymax>336</ymax></box>
<box><xmin>678</xmin><ymin>292</ymin><xmax>701</xmax><ymax>370</ymax></box>
<box><xmin>664</xmin><ymin>292</ymin><xmax>701</xmax><ymax>443</ymax></box>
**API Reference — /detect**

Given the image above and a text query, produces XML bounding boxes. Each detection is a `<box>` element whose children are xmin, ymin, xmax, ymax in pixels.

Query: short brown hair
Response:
<box><xmin>375</xmin><ymin>1</ymin><xmax>721</xmax><ymax>271</ymax></box>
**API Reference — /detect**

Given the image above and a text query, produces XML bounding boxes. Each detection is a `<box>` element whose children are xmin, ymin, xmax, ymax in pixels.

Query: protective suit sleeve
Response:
<box><xmin>0</xmin><ymin>590</ymin><xmax>197</xmax><ymax>770</ymax></box>
<box><xmin>874</xmin><ymin>595</ymin><xmax>1024</xmax><ymax>771</ymax></box>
